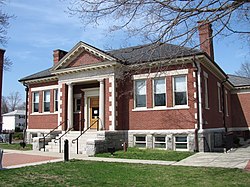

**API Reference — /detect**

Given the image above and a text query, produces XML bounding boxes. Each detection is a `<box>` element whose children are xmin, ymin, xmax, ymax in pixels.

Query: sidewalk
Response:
<box><xmin>174</xmin><ymin>144</ymin><xmax>250</xmax><ymax>169</ymax></box>
<box><xmin>1</xmin><ymin>145</ymin><xmax>250</xmax><ymax>170</ymax></box>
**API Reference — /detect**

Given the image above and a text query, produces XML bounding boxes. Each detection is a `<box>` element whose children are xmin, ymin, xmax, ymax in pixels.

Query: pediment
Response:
<box><xmin>51</xmin><ymin>41</ymin><xmax>116</xmax><ymax>71</ymax></box>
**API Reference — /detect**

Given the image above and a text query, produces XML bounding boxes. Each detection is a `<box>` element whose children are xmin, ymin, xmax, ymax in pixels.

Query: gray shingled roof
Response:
<box><xmin>19</xmin><ymin>68</ymin><xmax>52</xmax><ymax>82</ymax></box>
<box><xmin>19</xmin><ymin>42</ymin><xmax>202</xmax><ymax>82</ymax></box>
<box><xmin>107</xmin><ymin>43</ymin><xmax>202</xmax><ymax>64</ymax></box>
<box><xmin>228</xmin><ymin>74</ymin><xmax>250</xmax><ymax>87</ymax></box>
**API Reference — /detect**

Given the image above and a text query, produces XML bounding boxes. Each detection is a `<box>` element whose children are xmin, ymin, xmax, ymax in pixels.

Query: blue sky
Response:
<box><xmin>2</xmin><ymin>0</ymin><xmax>249</xmax><ymax>101</ymax></box>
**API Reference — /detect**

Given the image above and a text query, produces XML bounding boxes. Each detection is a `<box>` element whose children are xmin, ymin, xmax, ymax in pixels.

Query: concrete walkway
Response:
<box><xmin>174</xmin><ymin>144</ymin><xmax>250</xmax><ymax>169</ymax></box>
<box><xmin>1</xmin><ymin>144</ymin><xmax>250</xmax><ymax>170</ymax></box>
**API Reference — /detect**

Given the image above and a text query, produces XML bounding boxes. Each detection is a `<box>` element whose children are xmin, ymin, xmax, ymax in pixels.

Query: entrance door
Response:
<box><xmin>89</xmin><ymin>97</ymin><xmax>99</xmax><ymax>129</ymax></box>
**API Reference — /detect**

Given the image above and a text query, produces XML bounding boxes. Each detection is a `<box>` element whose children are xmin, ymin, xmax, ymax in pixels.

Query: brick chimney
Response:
<box><xmin>198</xmin><ymin>21</ymin><xmax>214</xmax><ymax>60</ymax></box>
<box><xmin>0</xmin><ymin>49</ymin><xmax>5</xmax><ymax>131</ymax></box>
<box><xmin>53</xmin><ymin>49</ymin><xmax>67</xmax><ymax>65</ymax></box>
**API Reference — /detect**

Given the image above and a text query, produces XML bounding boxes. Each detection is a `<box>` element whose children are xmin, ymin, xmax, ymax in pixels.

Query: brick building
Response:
<box><xmin>19</xmin><ymin>22</ymin><xmax>250</xmax><ymax>155</ymax></box>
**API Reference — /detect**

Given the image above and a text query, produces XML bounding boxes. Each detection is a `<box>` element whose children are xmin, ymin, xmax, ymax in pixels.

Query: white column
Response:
<box><xmin>99</xmin><ymin>79</ymin><xmax>105</xmax><ymax>130</ymax></box>
<box><xmin>67</xmin><ymin>83</ymin><xmax>74</xmax><ymax>130</ymax></box>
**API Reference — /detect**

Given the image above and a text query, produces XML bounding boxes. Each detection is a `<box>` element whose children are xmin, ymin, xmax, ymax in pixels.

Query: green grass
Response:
<box><xmin>95</xmin><ymin>147</ymin><xmax>194</xmax><ymax>161</ymax></box>
<box><xmin>0</xmin><ymin>143</ymin><xmax>32</xmax><ymax>151</ymax></box>
<box><xmin>0</xmin><ymin>160</ymin><xmax>249</xmax><ymax>186</ymax></box>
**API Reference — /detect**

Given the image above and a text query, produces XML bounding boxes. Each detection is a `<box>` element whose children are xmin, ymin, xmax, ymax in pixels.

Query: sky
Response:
<box><xmin>1</xmin><ymin>0</ymin><xmax>249</xmax><ymax>101</ymax></box>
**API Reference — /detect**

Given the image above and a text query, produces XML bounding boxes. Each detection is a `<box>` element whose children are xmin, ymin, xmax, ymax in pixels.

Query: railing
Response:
<box><xmin>54</xmin><ymin>127</ymin><xmax>73</xmax><ymax>153</ymax></box>
<box><xmin>42</xmin><ymin>120</ymin><xmax>68</xmax><ymax>152</ymax></box>
<box><xmin>72</xmin><ymin>118</ymin><xmax>99</xmax><ymax>154</ymax></box>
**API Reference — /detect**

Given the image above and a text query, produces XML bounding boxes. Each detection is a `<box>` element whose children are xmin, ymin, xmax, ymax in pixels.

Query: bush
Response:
<box><xmin>13</xmin><ymin>132</ymin><xmax>23</xmax><ymax>140</ymax></box>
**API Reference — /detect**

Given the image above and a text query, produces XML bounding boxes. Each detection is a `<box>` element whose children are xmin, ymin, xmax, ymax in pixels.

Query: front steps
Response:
<box><xmin>44</xmin><ymin>130</ymin><xmax>98</xmax><ymax>154</ymax></box>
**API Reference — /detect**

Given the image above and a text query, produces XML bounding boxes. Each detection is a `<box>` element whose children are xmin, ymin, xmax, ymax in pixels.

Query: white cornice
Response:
<box><xmin>52</xmin><ymin>61</ymin><xmax>119</xmax><ymax>76</ymax></box>
<box><xmin>22</xmin><ymin>76</ymin><xmax>58</xmax><ymax>85</ymax></box>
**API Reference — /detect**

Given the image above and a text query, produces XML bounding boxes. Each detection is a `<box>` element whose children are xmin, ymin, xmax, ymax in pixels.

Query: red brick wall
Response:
<box><xmin>117</xmin><ymin>64</ymin><xmax>197</xmax><ymax>130</ymax></box>
<box><xmin>67</xmin><ymin>51</ymin><xmax>103</xmax><ymax>68</ymax></box>
<box><xmin>231</xmin><ymin>92</ymin><xmax>250</xmax><ymax>128</ymax></box>
<box><xmin>28</xmin><ymin>81</ymin><xmax>58</xmax><ymax>129</ymax></box>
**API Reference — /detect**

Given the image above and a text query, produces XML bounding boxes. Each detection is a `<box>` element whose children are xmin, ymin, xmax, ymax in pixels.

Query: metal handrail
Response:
<box><xmin>42</xmin><ymin>120</ymin><xmax>68</xmax><ymax>152</ymax></box>
<box><xmin>72</xmin><ymin>118</ymin><xmax>99</xmax><ymax>154</ymax></box>
<box><xmin>54</xmin><ymin>127</ymin><xmax>73</xmax><ymax>153</ymax></box>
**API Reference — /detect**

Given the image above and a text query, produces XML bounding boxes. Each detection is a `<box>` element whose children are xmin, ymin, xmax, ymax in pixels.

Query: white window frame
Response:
<box><xmin>153</xmin><ymin>78</ymin><xmax>166</xmax><ymax>107</ymax></box>
<box><xmin>173</xmin><ymin>75</ymin><xmax>188</xmax><ymax>106</ymax></box>
<box><xmin>134</xmin><ymin>79</ymin><xmax>147</xmax><ymax>109</ymax></box>
<box><xmin>43</xmin><ymin>90</ymin><xmax>50</xmax><ymax>113</ymax></box>
<box><xmin>225</xmin><ymin>90</ymin><xmax>229</xmax><ymax>116</ymax></box>
<box><xmin>154</xmin><ymin>136</ymin><xmax>167</xmax><ymax>149</ymax></box>
<box><xmin>204</xmin><ymin>72</ymin><xmax>209</xmax><ymax>109</ymax></box>
<box><xmin>32</xmin><ymin>92</ymin><xmax>39</xmax><ymax>113</ymax></box>
<box><xmin>174</xmin><ymin>135</ymin><xmax>188</xmax><ymax>151</ymax></box>
<box><xmin>217</xmin><ymin>82</ymin><xmax>222</xmax><ymax>112</ymax></box>
<box><xmin>134</xmin><ymin>135</ymin><xmax>147</xmax><ymax>148</ymax></box>
<box><xmin>54</xmin><ymin>89</ymin><xmax>58</xmax><ymax>112</ymax></box>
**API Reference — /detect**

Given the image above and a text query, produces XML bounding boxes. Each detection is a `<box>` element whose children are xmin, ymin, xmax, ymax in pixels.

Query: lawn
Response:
<box><xmin>0</xmin><ymin>143</ymin><xmax>32</xmax><ymax>151</ymax></box>
<box><xmin>0</xmin><ymin>160</ymin><xmax>249</xmax><ymax>186</ymax></box>
<box><xmin>95</xmin><ymin>147</ymin><xmax>194</xmax><ymax>161</ymax></box>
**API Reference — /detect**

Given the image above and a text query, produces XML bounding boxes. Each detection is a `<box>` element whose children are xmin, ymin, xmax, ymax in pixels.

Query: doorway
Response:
<box><xmin>89</xmin><ymin>97</ymin><xmax>99</xmax><ymax>129</ymax></box>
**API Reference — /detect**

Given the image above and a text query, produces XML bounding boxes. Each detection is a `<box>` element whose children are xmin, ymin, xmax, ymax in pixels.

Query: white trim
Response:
<box><xmin>153</xmin><ymin>135</ymin><xmax>167</xmax><ymax>149</ymax></box>
<box><xmin>31</xmin><ymin>85</ymin><xmax>59</xmax><ymax>92</ymax></box>
<box><xmin>26</xmin><ymin>129</ymin><xmax>61</xmax><ymax>133</ymax></box>
<box><xmin>30</xmin><ymin>112</ymin><xmax>58</xmax><ymax>116</ymax></box>
<box><xmin>172</xmin><ymin>75</ymin><xmax>188</xmax><ymax>107</ymax></box>
<box><xmin>83</xmin><ymin>88</ymin><xmax>99</xmax><ymax>130</ymax></box>
<box><xmin>231</xmin><ymin>89</ymin><xmax>250</xmax><ymax>94</ymax></box>
<box><xmin>134</xmin><ymin>79</ymin><xmax>147</xmax><ymax>109</ymax></box>
<box><xmin>228</xmin><ymin>127</ymin><xmax>250</xmax><ymax>131</ymax></box>
<box><xmin>174</xmin><ymin>135</ymin><xmax>189</xmax><ymax>151</ymax></box>
<box><xmin>110</xmin><ymin>76</ymin><xmax>116</xmax><ymax>131</ymax></box>
<box><xmin>133</xmin><ymin>135</ymin><xmax>147</xmax><ymax>148</ymax></box>
<box><xmin>32</xmin><ymin>91</ymin><xmax>39</xmax><ymax>114</ymax></box>
<box><xmin>202</xmin><ymin>128</ymin><xmax>225</xmax><ymax>133</ymax></box>
<box><xmin>152</xmin><ymin>77</ymin><xmax>166</xmax><ymax>107</ymax></box>
<box><xmin>132</xmin><ymin>106</ymin><xmax>190</xmax><ymax>112</ymax></box>
<box><xmin>203</xmin><ymin>71</ymin><xmax>208</xmax><ymax>78</ymax></box>
<box><xmin>43</xmin><ymin>90</ymin><xmax>51</xmax><ymax>113</ymax></box>
<box><xmin>204</xmin><ymin>74</ymin><xmax>209</xmax><ymax>109</ymax></box>
<box><xmin>196</xmin><ymin>62</ymin><xmax>203</xmax><ymax>132</ymax></box>
<box><xmin>127</xmin><ymin>129</ymin><xmax>195</xmax><ymax>133</ymax></box>
<box><xmin>133</xmin><ymin>69</ymin><xmax>188</xmax><ymax>80</ymax></box>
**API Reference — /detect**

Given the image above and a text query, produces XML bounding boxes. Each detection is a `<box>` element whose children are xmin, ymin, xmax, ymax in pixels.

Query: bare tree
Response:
<box><xmin>1</xmin><ymin>95</ymin><xmax>8</xmax><ymax>114</ymax></box>
<box><xmin>0</xmin><ymin>0</ymin><xmax>10</xmax><ymax>45</ymax></box>
<box><xmin>68</xmin><ymin>0</ymin><xmax>249</xmax><ymax>48</ymax></box>
<box><xmin>7</xmin><ymin>91</ymin><xmax>22</xmax><ymax>111</ymax></box>
<box><xmin>235</xmin><ymin>62</ymin><xmax>250</xmax><ymax>78</ymax></box>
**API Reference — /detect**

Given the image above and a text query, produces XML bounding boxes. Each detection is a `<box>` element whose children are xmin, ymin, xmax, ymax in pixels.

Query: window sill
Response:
<box><xmin>205</xmin><ymin>107</ymin><xmax>210</xmax><ymax>110</ymax></box>
<box><xmin>30</xmin><ymin>112</ymin><xmax>58</xmax><ymax>116</ymax></box>
<box><xmin>132</xmin><ymin>106</ymin><xmax>190</xmax><ymax>112</ymax></box>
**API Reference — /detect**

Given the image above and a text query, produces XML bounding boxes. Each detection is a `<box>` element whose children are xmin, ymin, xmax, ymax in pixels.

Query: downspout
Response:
<box><xmin>221</xmin><ymin>77</ymin><xmax>228</xmax><ymax>133</ymax></box>
<box><xmin>193</xmin><ymin>56</ymin><xmax>203</xmax><ymax>152</ymax></box>
<box><xmin>22</xmin><ymin>82</ymin><xmax>29</xmax><ymax>148</ymax></box>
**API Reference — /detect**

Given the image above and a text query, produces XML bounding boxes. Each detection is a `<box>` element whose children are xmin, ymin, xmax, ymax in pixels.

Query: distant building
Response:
<box><xmin>2</xmin><ymin>110</ymin><xmax>26</xmax><ymax>132</ymax></box>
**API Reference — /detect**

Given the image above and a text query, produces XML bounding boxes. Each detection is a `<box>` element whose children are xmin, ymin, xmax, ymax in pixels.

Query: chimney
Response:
<box><xmin>53</xmin><ymin>49</ymin><xmax>67</xmax><ymax>65</ymax></box>
<box><xmin>0</xmin><ymin>49</ymin><xmax>5</xmax><ymax>131</ymax></box>
<box><xmin>198</xmin><ymin>21</ymin><xmax>214</xmax><ymax>60</ymax></box>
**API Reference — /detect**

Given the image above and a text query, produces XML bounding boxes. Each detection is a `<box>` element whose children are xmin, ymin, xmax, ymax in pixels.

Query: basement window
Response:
<box><xmin>154</xmin><ymin>136</ymin><xmax>166</xmax><ymax>149</ymax></box>
<box><xmin>134</xmin><ymin>135</ymin><xmax>146</xmax><ymax>148</ymax></box>
<box><xmin>175</xmin><ymin>135</ymin><xmax>188</xmax><ymax>150</ymax></box>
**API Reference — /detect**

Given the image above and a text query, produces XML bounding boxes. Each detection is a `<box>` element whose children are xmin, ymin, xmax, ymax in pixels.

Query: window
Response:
<box><xmin>225</xmin><ymin>90</ymin><xmax>229</xmax><ymax>116</ymax></box>
<box><xmin>135</xmin><ymin>80</ymin><xmax>146</xmax><ymax>108</ymax></box>
<box><xmin>74</xmin><ymin>98</ymin><xmax>81</xmax><ymax>112</ymax></box>
<box><xmin>154</xmin><ymin>78</ymin><xmax>166</xmax><ymax>107</ymax></box>
<box><xmin>54</xmin><ymin>89</ymin><xmax>58</xmax><ymax>112</ymax></box>
<box><xmin>134</xmin><ymin>135</ymin><xmax>146</xmax><ymax>148</ymax></box>
<box><xmin>204</xmin><ymin>76</ymin><xmax>209</xmax><ymax>109</ymax></box>
<box><xmin>175</xmin><ymin>136</ymin><xmax>188</xmax><ymax>150</ymax></box>
<box><xmin>43</xmin><ymin>90</ymin><xmax>50</xmax><ymax>112</ymax></box>
<box><xmin>154</xmin><ymin>136</ymin><xmax>166</xmax><ymax>149</ymax></box>
<box><xmin>173</xmin><ymin>76</ymin><xmax>187</xmax><ymax>106</ymax></box>
<box><xmin>217</xmin><ymin>83</ymin><xmax>222</xmax><ymax>112</ymax></box>
<box><xmin>33</xmin><ymin>92</ymin><xmax>39</xmax><ymax>113</ymax></box>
